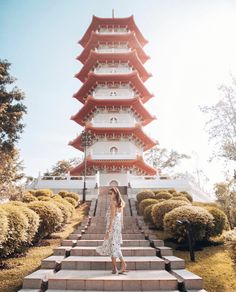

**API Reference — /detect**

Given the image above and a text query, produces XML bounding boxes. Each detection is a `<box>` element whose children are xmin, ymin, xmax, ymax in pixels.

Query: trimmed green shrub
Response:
<box><xmin>22</xmin><ymin>192</ymin><xmax>38</xmax><ymax>203</ymax></box>
<box><xmin>27</xmin><ymin>201</ymin><xmax>64</xmax><ymax>241</ymax></box>
<box><xmin>37</xmin><ymin>196</ymin><xmax>51</xmax><ymax>201</ymax></box>
<box><xmin>139</xmin><ymin>198</ymin><xmax>159</xmax><ymax>215</ymax></box>
<box><xmin>53</xmin><ymin>200</ymin><xmax>71</xmax><ymax>224</ymax></box>
<box><xmin>205</xmin><ymin>207</ymin><xmax>228</xmax><ymax>237</ymax></box>
<box><xmin>224</xmin><ymin>229</ymin><xmax>236</xmax><ymax>264</ymax></box>
<box><xmin>153</xmin><ymin>189</ymin><xmax>169</xmax><ymax>194</ymax></box>
<box><xmin>0</xmin><ymin>204</ymin><xmax>29</xmax><ymax>257</ymax></box>
<box><xmin>143</xmin><ymin>199</ymin><xmax>166</xmax><ymax>224</ymax></box>
<box><xmin>64</xmin><ymin>197</ymin><xmax>77</xmax><ymax>207</ymax></box>
<box><xmin>164</xmin><ymin>205</ymin><xmax>214</xmax><ymax>242</ymax></box>
<box><xmin>0</xmin><ymin>207</ymin><xmax>9</xmax><ymax>248</ymax></box>
<box><xmin>193</xmin><ymin>201</ymin><xmax>221</xmax><ymax>208</ymax></box>
<box><xmin>52</xmin><ymin>196</ymin><xmax>75</xmax><ymax>217</ymax></box>
<box><xmin>155</xmin><ymin>192</ymin><xmax>173</xmax><ymax>200</ymax></box>
<box><xmin>152</xmin><ymin>200</ymin><xmax>190</xmax><ymax>229</ymax></box>
<box><xmin>9</xmin><ymin>201</ymin><xmax>40</xmax><ymax>245</ymax></box>
<box><xmin>33</xmin><ymin>189</ymin><xmax>53</xmax><ymax>198</ymax></box>
<box><xmin>169</xmin><ymin>196</ymin><xmax>190</xmax><ymax>203</ymax></box>
<box><xmin>136</xmin><ymin>190</ymin><xmax>156</xmax><ymax>203</ymax></box>
<box><xmin>178</xmin><ymin>191</ymin><xmax>193</xmax><ymax>202</ymax></box>
<box><xmin>65</xmin><ymin>192</ymin><xmax>80</xmax><ymax>202</ymax></box>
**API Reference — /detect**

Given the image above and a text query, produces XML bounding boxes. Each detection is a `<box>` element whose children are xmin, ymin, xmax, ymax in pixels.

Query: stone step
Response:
<box><xmin>47</xmin><ymin>269</ymin><xmax>179</xmax><ymax>291</ymax></box>
<box><xmin>171</xmin><ymin>269</ymin><xmax>203</xmax><ymax>290</ymax></box>
<box><xmin>22</xmin><ymin>269</ymin><xmax>55</xmax><ymax>289</ymax></box>
<box><xmin>81</xmin><ymin>233</ymin><xmax>145</xmax><ymax>240</ymax></box>
<box><xmin>162</xmin><ymin>256</ymin><xmax>185</xmax><ymax>270</ymax></box>
<box><xmin>46</xmin><ymin>290</ymin><xmax>180</xmax><ymax>292</ymax></box>
<box><xmin>61</xmin><ymin>256</ymin><xmax>165</xmax><ymax>270</ymax></box>
<box><xmin>73</xmin><ymin>229</ymin><xmax>141</xmax><ymax>234</ymax></box>
<box><xmin>156</xmin><ymin>246</ymin><xmax>173</xmax><ymax>256</ymax></box>
<box><xmin>71</xmin><ymin>246</ymin><xmax>157</xmax><ymax>256</ymax></box>
<box><xmin>62</xmin><ymin>239</ymin><xmax>151</xmax><ymax>247</ymax></box>
<box><xmin>17</xmin><ymin>290</ymin><xmax>41</xmax><ymax>292</ymax></box>
<box><xmin>41</xmin><ymin>255</ymin><xmax>65</xmax><ymax>269</ymax></box>
<box><xmin>68</xmin><ymin>234</ymin><xmax>82</xmax><ymax>240</ymax></box>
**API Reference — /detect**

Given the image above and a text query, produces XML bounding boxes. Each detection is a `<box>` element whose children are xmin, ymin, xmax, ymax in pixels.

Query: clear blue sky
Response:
<box><xmin>1</xmin><ymin>0</ymin><xmax>236</xmax><ymax>190</ymax></box>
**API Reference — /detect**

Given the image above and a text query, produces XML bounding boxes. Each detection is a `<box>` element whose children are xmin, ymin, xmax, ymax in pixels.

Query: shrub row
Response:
<box><xmin>0</xmin><ymin>189</ymin><xmax>80</xmax><ymax>258</ymax></box>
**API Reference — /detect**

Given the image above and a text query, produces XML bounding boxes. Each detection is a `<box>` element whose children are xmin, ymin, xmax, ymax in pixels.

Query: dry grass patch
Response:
<box><xmin>0</xmin><ymin>202</ymin><xmax>89</xmax><ymax>292</ymax></box>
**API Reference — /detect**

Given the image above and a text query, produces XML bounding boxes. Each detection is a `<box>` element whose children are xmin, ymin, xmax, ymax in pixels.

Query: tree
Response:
<box><xmin>200</xmin><ymin>75</ymin><xmax>236</xmax><ymax>163</ymax></box>
<box><xmin>214</xmin><ymin>178</ymin><xmax>236</xmax><ymax>228</ymax></box>
<box><xmin>144</xmin><ymin>146</ymin><xmax>190</xmax><ymax>175</ymax></box>
<box><xmin>0</xmin><ymin>59</ymin><xmax>26</xmax><ymax>198</ymax></box>
<box><xmin>43</xmin><ymin>157</ymin><xmax>82</xmax><ymax>176</ymax></box>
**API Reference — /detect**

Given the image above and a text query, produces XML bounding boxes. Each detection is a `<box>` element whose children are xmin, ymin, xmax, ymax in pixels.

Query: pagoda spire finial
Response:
<box><xmin>112</xmin><ymin>8</ymin><xmax>115</xmax><ymax>18</ymax></box>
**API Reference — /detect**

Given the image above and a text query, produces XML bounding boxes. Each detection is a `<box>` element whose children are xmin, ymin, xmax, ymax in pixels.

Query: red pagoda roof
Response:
<box><xmin>68</xmin><ymin>124</ymin><xmax>157</xmax><ymax>152</ymax></box>
<box><xmin>69</xmin><ymin>155</ymin><xmax>157</xmax><ymax>176</ymax></box>
<box><xmin>73</xmin><ymin>71</ymin><xmax>154</xmax><ymax>104</ymax></box>
<box><xmin>79</xmin><ymin>15</ymin><xmax>148</xmax><ymax>48</ymax></box>
<box><xmin>70</xmin><ymin>96</ymin><xmax>156</xmax><ymax>126</ymax></box>
<box><xmin>78</xmin><ymin>32</ymin><xmax>149</xmax><ymax>64</ymax></box>
<box><xmin>76</xmin><ymin>50</ymin><xmax>151</xmax><ymax>82</ymax></box>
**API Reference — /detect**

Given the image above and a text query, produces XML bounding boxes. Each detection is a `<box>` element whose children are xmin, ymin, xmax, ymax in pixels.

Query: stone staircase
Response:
<box><xmin>18</xmin><ymin>187</ymin><xmax>206</xmax><ymax>292</ymax></box>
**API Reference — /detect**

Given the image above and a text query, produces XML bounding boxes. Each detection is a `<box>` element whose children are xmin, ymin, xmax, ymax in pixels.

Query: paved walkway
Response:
<box><xmin>19</xmin><ymin>187</ymin><xmax>206</xmax><ymax>291</ymax></box>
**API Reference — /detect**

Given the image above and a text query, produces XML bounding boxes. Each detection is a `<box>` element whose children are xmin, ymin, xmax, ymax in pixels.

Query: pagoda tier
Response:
<box><xmin>70</xmin><ymin>96</ymin><xmax>156</xmax><ymax>126</ymax></box>
<box><xmin>78</xmin><ymin>32</ymin><xmax>149</xmax><ymax>64</ymax></box>
<box><xmin>68</xmin><ymin>124</ymin><xmax>156</xmax><ymax>152</ymax></box>
<box><xmin>76</xmin><ymin>50</ymin><xmax>151</xmax><ymax>82</ymax></box>
<box><xmin>79</xmin><ymin>15</ymin><xmax>148</xmax><ymax>48</ymax></box>
<box><xmin>73</xmin><ymin>71</ymin><xmax>154</xmax><ymax>104</ymax></box>
<box><xmin>70</xmin><ymin>155</ymin><xmax>156</xmax><ymax>176</ymax></box>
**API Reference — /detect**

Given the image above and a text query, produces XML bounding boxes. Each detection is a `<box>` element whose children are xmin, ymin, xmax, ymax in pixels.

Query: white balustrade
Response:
<box><xmin>97</xmin><ymin>28</ymin><xmax>129</xmax><ymax>34</ymax></box>
<box><xmin>91</xmin><ymin>152</ymin><xmax>137</xmax><ymax>160</ymax></box>
<box><xmin>94</xmin><ymin>66</ymin><xmax>132</xmax><ymax>74</ymax></box>
<box><xmin>95</xmin><ymin>47</ymin><xmax>131</xmax><ymax>53</ymax></box>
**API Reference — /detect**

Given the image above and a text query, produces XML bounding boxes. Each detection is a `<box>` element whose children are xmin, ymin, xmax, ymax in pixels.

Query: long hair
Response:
<box><xmin>109</xmin><ymin>187</ymin><xmax>126</xmax><ymax>209</ymax></box>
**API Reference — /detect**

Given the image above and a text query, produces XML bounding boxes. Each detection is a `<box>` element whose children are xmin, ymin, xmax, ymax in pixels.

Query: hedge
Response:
<box><xmin>136</xmin><ymin>190</ymin><xmax>156</xmax><ymax>203</ymax></box>
<box><xmin>139</xmin><ymin>198</ymin><xmax>159</xmax><ymax>215</ymax></box>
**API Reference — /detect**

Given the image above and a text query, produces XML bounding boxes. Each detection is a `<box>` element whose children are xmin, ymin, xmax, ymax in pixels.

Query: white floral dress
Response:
<box><xmin>96</xmin><ymin>205</ymin><xmax>124</xmax><ymax>258</ymax></box>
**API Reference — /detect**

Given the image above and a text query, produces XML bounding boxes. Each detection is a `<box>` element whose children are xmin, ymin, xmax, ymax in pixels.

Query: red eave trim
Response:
<box><xmin>77</xmin><ymin>32</ymin><xmax>149</xmax><ymax>64</ymax></box>
<box><xmin>70</xmin><ymin>96</ymin><xmax>156</xmax><ymax>126</ymax></box>
<box><xmin>76</xmin><ymin>50</ymin><xmax>151</xmax><ymax>83</ymax></box>
<box><xmin>79</xmin><ymin>15</ymin><xmax>148</xmax><ymax>48</ymax></box>
<box><xmin>68</xmin><ymin>124</ymin><xmax>157</xmax><ymax>152</ymax></box>
<box><xmin>73</xmin><ymin>71</ymin><xmax>154</xmax><ymax>104</ymax></box>
<box><xmin>70</xmin><ymin>155</ymin><xmax>156</xmax><ymax>176</ymax></box>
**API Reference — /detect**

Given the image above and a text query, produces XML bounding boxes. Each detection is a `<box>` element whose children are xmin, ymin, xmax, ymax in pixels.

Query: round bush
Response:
<box><xmin>0</xmin><ymin>207</ymin><xmax>9</xmax><ymax>247</ymax></box>
<box><xmin>52</xmin><ymin>196</ymin><xmax>75</xmax><ymax>217</ymax></box>
<box><xmin>193</xmin><ymin>201</ymin><xmax>221</xmax><ymax>208</ymax></box>
<box><xmin>205</xmin><ymin>207</ymin><xmax>228</xmax><ymax>237</ymax></box>
<box><xmin>65</xmin><ymin>192</ymin><xmax>80</xmax><ymax>202</ymax></box>
<box><xmin>164</xmin><ymin>205</ymin><xmax>214</xmax><ymax>242</ymax></box>
<box><xmin>1</xmin><ymin>204</ymin><xmax>29</xmax><ymax>257</ymax></box>
<box><xmin>9</xmin><ymin>201</ymin><xmax>40</xmax><ymax>245</ymax></box>
<box><xmin>33</xmin><ymin>189</ymin><xmax>53</xmax><ymax>198</ymax></box>
<box><xmin>153</xmin><ymin>189</ymin><xmax>169</xmax><ymax>194</ymax></box>
<box><xmin>22</xmin><ymin>192</ymin><xmax>38</xmax><ymax>203</ymax></box>
<box><xmin>27</xmin><ymin>201</ymin><xmax>64</xmax><ymax>241</ymax></box>
<box><xmin>52</xmin><ymin>200</ymin><xmax>71</xmax><ymax>224</ymax></box>
<box><xmin>169</xmin><ymin>196</ymin><xmax>190</xmax><ymax>203</ymax></box>
<box><xmin>64</xmin><ymin>197</ymin><xmax>77</xmax><ymax>207</ymax></box>
<box><xmin>178</xmin><ymin>191</ymin><xmax>193</xmax><ymax>202</ymax></box>
<box><xmin>37</xmin><ymin>196</ymin><xmax>51</xmax><ymax>201</ymax></box>
<box><xmin>155</xmin><ymin>192</ymin><xmax>173</xmax><ymax>200</ymax></box>
<box><xmin>136</xmin><ymin>190</ymin><xmax>156</xmax><ymax>203</ymax></box>
<box><xmin>143</xmin><ymin>199</ymin><xmax>166</xmax><ymax>223</ymax></box>
<box><xmin>139</xmin><ymin>198</ymin><xmax>159</xmax><ymax>215</ymax></box>
<box><xmin>152</xmin><ymin>200</ymin><xmax>190</xmax><ymax>229</ymax></box>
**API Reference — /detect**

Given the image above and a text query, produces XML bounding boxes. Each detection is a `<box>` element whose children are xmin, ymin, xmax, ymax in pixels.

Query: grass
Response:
<box><xmin>154</xmin><ymin>230</ymin><xmax>236</xmax><ymax>292</ymax></box>
<box><xmin>0</xmin><ymin>202</ymin><xmax>89</xmax><ymax>292</ymax></box>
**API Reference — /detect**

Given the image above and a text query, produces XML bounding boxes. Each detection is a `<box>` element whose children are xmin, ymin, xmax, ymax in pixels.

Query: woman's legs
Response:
<box><xmin>119</xmin><ymin>255</ymin><xmax>127</xmax><ymax>272</ymax></box>
<box><xmin>111</xmin><ymin>256</ymin><xmax>117</xmax><ymax>273</ymax></box>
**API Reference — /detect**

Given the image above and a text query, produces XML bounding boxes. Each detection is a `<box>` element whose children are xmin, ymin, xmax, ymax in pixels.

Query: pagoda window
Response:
<box><xmin>110</xmin><ymin>117</ymin><xmax>118</xmax><ymax>123</ymax></box>
<box><xmin>110</xmin><ymin>146</ymin><xmax>118</xmax><ymax>154</ymax></box>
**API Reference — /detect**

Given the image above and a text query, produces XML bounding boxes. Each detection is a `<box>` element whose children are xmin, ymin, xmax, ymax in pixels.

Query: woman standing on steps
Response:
<box><xmin>96</xmin><ymin>187</ymin><xmax>128</xmax><ymax>274</ymax></box>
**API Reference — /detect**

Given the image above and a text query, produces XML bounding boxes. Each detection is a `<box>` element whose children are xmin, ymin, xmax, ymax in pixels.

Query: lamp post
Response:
<box><xmin>81</xmin><ymin>130</ymin><xmax>92</xmax><ymax>202</ymax></box>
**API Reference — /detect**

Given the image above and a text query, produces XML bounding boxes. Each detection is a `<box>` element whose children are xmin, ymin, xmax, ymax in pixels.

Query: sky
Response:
<box><xmin>1</xmin><ymin>0</ymin><xmax>236</xmax><ymax>193</ymax></box>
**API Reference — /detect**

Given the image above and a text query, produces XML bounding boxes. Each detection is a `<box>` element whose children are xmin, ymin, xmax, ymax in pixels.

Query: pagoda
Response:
<box><xmin>69</xmin><ymin>15</ymin><xmax>157</xmax><ymax>186</ymax></box>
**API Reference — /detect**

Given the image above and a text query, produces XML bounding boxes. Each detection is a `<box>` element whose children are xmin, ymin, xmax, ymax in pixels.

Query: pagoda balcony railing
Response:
<box><xmin>92</xmin><ymin>122</ymin><xmax>136</xmax><ymax>128</ymax></box>
<box><xmin>91</xmin><ymin>152</ymin><xmax>137</xmax><ymax>160</ymax></box>
<box><xmin>93</xmin><ymin>88</ymin><xmax>134</xmax><ymax>99</ymax></box>
<box><xmin>96</xmin><ymin>28</ymin><xmax>129</xmax><ymax>34</ymax></box>
<box><xmin>95</xmin><ymin>47</ymin><xmax>131</xmax><ymax>54</ymax></box>
<box><xmin>94</xmin><ymin>67</ymin><xmax>132</xmax><ymax>74</ymax></box>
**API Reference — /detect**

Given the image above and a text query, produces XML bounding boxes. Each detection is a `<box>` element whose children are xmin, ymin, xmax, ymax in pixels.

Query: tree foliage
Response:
<box><xmin>145</xmin><ymin>146</ymin><xmax>190</xmax><ymax>174</ymax></box>
<box><xmin>43</xmin><ymin>157</ymin><xmax>81</xmax><ymax>176</ymax></box>
<box><xmin>200</xmin><ymin>76</ymin><xmax>236</xmax><ymax>162</ymax></box>
<box><xmin>0</xmin><ymin>59</ymin><xmax>26</xmax><ymax>198</ymax></box>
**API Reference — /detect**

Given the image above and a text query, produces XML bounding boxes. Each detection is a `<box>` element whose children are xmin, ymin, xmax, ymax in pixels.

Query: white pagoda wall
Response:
<box><xmin>99</xmin><ymin>172</ymin><xmax>128</xmax><ymax>186</ymax></box>
<box><xmin>92</xmin><ymin>112</ymin><xmax>137</xmax><ymax>126</ymax></box>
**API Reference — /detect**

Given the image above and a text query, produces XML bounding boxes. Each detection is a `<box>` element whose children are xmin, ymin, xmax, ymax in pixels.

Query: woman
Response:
<box><xmin>96</xmin><ymin>187</ymin><xmax>128</xmax><ymax>274</ymax></box>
